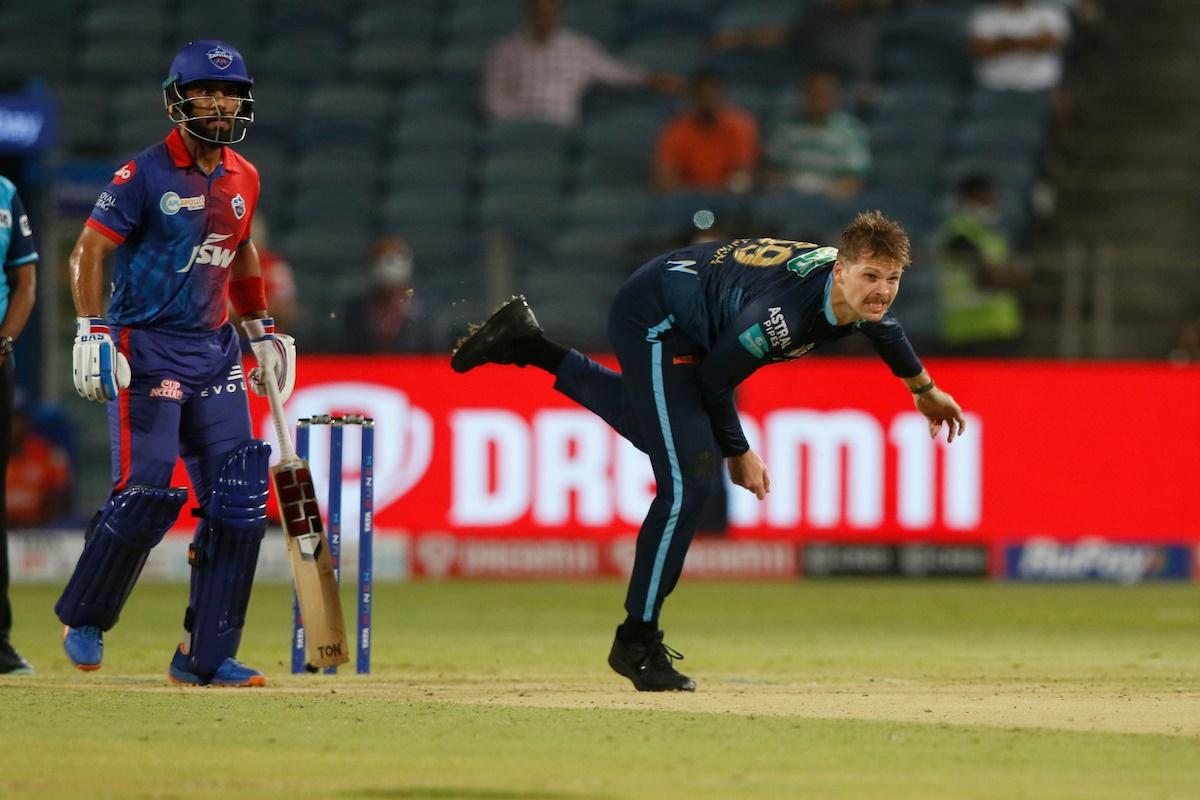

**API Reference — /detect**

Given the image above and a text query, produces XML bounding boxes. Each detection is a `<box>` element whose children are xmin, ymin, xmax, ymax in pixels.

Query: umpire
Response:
<box><xmin>0</xmin><ymin>174</ymin><xmax>38</xmax><ymax>675</ymax></box>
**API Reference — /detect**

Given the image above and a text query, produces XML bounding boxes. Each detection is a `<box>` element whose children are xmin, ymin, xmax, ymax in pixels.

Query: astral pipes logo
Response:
<box><xmin>261</xmin><ymin>384</ymin><xmax>433</xmax><ymax>536</ymax></box>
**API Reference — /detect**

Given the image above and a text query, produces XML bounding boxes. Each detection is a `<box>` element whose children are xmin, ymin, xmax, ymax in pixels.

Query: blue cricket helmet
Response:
<box><xmin>162</xmin><ymin>40</ymin><xmax>255</xmax><ymax>146</ymax></box>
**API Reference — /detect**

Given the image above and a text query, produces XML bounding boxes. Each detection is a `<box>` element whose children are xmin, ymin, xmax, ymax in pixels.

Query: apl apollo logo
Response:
<box><xmin>260</xmin><ymin>384</ymin><xmax>434</xmax><ymax>538</ymax></box>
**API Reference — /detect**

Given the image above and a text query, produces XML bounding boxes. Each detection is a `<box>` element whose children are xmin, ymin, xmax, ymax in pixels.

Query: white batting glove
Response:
<box><xmin>72</xmin><ymin>317</ymin><xmax>131</xmax><ymax>402</ymax></box>
<box><xmin>241</xmin><ymin>317</ymin><xmax>296</xmax><ymax>403</ymax></box>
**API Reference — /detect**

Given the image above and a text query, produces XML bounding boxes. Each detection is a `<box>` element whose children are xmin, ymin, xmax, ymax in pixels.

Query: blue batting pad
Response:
<box><xmin>183</xmin><ymin>440</ymin><xmax>271</xmax><ymax>680</ymax></box>
<box><xmin>56</xmin><ymin>486</ymin><xmax>188</xmax><ymax>628</ymax></box>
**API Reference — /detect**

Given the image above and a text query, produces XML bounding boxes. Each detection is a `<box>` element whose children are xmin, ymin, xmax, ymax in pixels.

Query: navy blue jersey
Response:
<box><xmin>658</xmin><ymin>237</ymin><xmax>922</xmax><ymax>455</ymax></box>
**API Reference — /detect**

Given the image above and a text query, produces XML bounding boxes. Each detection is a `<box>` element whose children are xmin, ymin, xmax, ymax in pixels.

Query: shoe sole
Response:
<box><xmin>0</xmin><ymin>667</ymin><xmax>34</xmax><ymax>676</ymax></box>
<box><xmin>450</xmin><ymin>296</ymin><xmax>539</xmax><ymax>373</ymax></box>
<box><xmin>167</xmin><ymin>671</ymin><xmax>266</xmax><ymax>688</ymax></box>
<box><xmin>608</xmin><ymin>653</ymin><xmax>696</xmax><ymax>692</ymax></box>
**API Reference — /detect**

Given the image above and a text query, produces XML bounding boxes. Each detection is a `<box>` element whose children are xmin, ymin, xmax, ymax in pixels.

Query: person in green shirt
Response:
<box><xmin>934</xmin><ymin>174</ymin><xmax>1026</xmax><ymax>349</ymax></box>
<box><xmin>763</xmin><ymin>71</ymin><xmax>870</xmax><ymax>200</ymax></box>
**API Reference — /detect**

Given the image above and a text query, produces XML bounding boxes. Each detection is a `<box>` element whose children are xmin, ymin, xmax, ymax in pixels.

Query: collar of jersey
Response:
<box><xmin>822</xmin><ymin>271</ymin><xmax>837</xmax><ymax>325</ymax></box>
<box><xmin>164</xmin><ymin>128</ymin><xmax>238</xmax><ymax>173</ymax></box>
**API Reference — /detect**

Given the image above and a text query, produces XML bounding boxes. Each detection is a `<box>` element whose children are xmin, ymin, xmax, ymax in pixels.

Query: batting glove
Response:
<box><xmin>242</xmin><ymin>317</ymin><xmax>296</xmax><ymax>403</ymax></box>
<box><xmin>72</xmin><ymin>317</ymin><xmax>131</xmax><ymax>402</ymax></box>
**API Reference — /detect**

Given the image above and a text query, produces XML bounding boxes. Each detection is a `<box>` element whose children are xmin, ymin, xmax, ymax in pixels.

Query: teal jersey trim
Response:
<box><xmin>0</xmin><ymin>176</ymin><xmax>35</xmax><ymax>324</ymax></box>
<box><xmin>822</xmin><ymin>271</ymin><xmax>837</xmax><ymax>325</ymax></box>
<box><xmin>738</xmin><ymin>323</ymin><xmax>769</xmax><ymax>358</ymax></box>
<box><xmin>644</xmin><ymin>318</ymin><xmax>683</xmax><ymax>622</ymax></box>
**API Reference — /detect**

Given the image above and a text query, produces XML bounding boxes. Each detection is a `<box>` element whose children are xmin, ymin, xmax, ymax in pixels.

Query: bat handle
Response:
<box><xmin>263</xmin><ymin>362</ymin><xmax>298</xmax><ymax>464</ymax></box>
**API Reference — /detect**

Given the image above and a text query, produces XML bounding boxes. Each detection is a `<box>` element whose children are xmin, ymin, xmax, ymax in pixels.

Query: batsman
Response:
<box><xmin>55</xmin><ymin>41</ymin><xmax>294</xmax><ymax>686</ymax></box>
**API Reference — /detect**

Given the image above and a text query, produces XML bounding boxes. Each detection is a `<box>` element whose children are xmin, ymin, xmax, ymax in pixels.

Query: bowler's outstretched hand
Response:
<box><xmin>916</xmin><ymin>387</ymin><xmax>966</xmax><ymax>443</ymax></box>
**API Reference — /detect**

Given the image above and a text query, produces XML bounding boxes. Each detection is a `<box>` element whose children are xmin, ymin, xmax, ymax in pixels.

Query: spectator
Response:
<box><xmin>763</xmin><ymin>71</ymin><xmax>869</xmax><ymax>200</ymax></box>
<box><xmin>654</xmin><ymin>71</ymin><xmax>759</xmax><ymax>194</ymax></box>
<box><xmin>969</xmin><ymin>0</ymin><xmax>1071</xmax><ymax>92</ymax></box>
<box><xmin>484</xmin><ymin>0</ymin><xmax>683</xmax><ymax>128</ymax></box>
<box><xmin>250</xmin><ymin>217</ymin><xmax>297</xmax><ymax>333</ymax></box>
<box><xmin>341</xmin><ymin>237</ymin><xmax>432</xmax><ymax>353</ymax></box>
<box><xmin>933</xmin><ymin>175</ymin><xmax>1025</xmax><ymax>349</ymax></box>
<box><xmin>6</xmin><ymin>407</ymin><xmax>71</xmax><ymax>527</ymax></box>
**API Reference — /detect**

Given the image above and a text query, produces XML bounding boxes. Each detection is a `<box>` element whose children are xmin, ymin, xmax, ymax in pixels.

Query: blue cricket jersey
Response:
<box><xmin>0</xmin><ymin>175</ymin><xmax>39</xmax><ymax>323</ymax></box>
<box><xmin>658</xmin><ymin>237</ymin><xmax>923</xmax><ymax>455</ymax></box>
<box><xmin>86</xmin><ymin>129</ymin><xmax>260</xmax><ymax>332</ymax></box>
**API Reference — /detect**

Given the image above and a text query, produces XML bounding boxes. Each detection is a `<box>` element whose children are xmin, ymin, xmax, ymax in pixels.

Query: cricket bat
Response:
<box><xmin>263</xmin><ymin>367</ymin><xmax>349</xmax><ymax>670</ymax></box>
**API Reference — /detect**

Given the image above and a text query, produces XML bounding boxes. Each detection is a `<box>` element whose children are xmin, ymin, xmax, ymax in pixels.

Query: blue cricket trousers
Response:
<box><xmin>108</xmin><ymin>322</ymin><xmax>254</xmax><ymax>505</ymax></box>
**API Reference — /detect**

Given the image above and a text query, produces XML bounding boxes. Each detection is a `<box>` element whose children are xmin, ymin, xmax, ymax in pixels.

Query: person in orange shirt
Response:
<box><xmin>6</xmin><ymin>408</ymin><xmax>71</xmax><ymax>527</ymax></box>
<box><xmin>654</xmin><ymin>71</ymin><xmax>759</xmax><ymax>194</ymax></box>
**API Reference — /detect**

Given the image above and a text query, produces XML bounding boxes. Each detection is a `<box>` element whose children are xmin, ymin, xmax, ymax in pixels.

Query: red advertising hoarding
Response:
<box><xmin>206</xmin><ymin>356</ymin><xmax>1198</xmax><ymax>551</ymax></box>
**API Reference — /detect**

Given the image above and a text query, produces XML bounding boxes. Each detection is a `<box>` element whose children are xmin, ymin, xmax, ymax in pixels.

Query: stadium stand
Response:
<box><xmin>23</xmin><ymin>0</ymin><xmax>1063</xmax><ymax>353</ymax></box>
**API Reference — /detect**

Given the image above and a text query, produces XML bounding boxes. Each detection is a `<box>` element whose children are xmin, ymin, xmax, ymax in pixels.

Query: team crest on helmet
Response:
<box><xmin>206</xmin><ymin>45</ymin><xmax>234</xmax><ymax>70</ymax></box>
<box><xmin>231</xmin><ymin>193</ymin><xmax>246</xmax><ymax>219</ymax></box>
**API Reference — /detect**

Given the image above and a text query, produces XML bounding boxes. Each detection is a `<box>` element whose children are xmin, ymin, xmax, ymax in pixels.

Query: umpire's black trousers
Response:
<box><xmin>0</xmin><ymin>356</ymin><xmax>13</xmax><ymax>640</ymax></box>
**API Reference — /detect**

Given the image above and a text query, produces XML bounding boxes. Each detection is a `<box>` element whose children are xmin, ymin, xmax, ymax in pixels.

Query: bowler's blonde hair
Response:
<box><xmin>839</xmin><ymin>211</ymin><xmax>911</xmax><ymax>269</ymax></box>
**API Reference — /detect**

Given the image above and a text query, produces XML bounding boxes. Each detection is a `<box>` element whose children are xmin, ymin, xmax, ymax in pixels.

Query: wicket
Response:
<box><xmin>291</xmin><ymin>414</ymin><xmax>374</xmax><ymax>674</ymax></box>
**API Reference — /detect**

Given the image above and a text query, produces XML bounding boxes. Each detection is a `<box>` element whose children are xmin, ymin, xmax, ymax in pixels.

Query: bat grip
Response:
<box><xmin>264</xmin><ymin>365</ymin><xmax>298</xmax><ymax>464</ymax></box>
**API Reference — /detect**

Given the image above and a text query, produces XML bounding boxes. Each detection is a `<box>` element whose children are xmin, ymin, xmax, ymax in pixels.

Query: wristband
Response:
<box><xmin>241</xmin><ymin>316</ymin><xmax>274</xmax><ymax>342</ymax></box>
<box><xmin>76</xmin><ymin>317</ymin><xmax>110</xmax><ymax>337</ymax></box>
<box><xmin>229</xmin><ymin>276</ymin><xmax>267</xmax><ymax>318</ymax></box>
<box><xmin>911</xmin><ymin>379</ymin><xmax>936</xmax><ymax>395</ymax></box>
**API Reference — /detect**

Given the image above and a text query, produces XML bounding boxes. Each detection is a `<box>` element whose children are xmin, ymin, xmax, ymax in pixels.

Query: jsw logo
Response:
<box><xmin>178</xmin><ymin>232</ymin><xmax>235</xmax><ymax>273</ymax></box>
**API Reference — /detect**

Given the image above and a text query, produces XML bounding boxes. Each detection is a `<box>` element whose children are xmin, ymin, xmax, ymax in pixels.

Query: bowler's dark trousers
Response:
<box><xmin>553</xmin><ymin>256</ymin><xmax>722</xmax><ymax>624</ymax></box>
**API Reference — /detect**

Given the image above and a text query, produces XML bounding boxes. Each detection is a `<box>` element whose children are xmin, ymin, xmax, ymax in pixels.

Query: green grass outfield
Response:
<box><xmin>3</xmin><ymin>580</ymin><xmax>1198</xmax><ymax>799</ymax></box>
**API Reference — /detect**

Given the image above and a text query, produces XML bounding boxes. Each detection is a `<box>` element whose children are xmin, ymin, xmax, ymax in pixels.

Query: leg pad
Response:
<box><xmin>56</xmin><ymin>486</ymin><xmax>188</xmax><ymax>629</ymax></box>
<box><xmin>184</xmin><ymin>441</ymin><xmax>271</xmax><ymax>680</ymax></box>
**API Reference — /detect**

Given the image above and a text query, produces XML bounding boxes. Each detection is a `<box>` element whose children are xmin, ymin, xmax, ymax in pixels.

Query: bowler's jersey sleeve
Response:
<box><xmin>695</xmin><ymin>295</ymin><xmax>791</xmax><ymax>457</ymax></box>
<box><xmin>86</xmin><ymin>158</ymin><xmax>148</xmax><ymax>245</ymax></box>
<box><xmin>5</xmin><ymin>189</ymin><xmax>37</xmax><ymax>267</ymax></box>
<box><xmin>857</xmin><ymin>310</ymin><xmax>923</xmax><ymax>377</ymax></box>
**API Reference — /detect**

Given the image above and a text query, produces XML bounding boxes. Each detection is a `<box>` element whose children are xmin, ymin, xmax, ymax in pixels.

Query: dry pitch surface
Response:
<box><xmin>2</xmin><ymin>580</ymin><xmax>1198</xmax><ymax>799</ymax></box>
